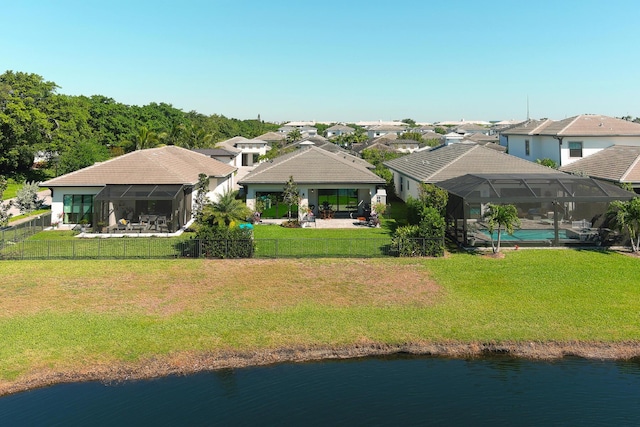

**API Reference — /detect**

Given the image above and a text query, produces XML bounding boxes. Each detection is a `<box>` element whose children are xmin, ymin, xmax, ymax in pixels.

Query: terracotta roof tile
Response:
<box><xmin>43</xmin><ymin>146</ymin><xmax>236</xmax><ymax>187</ymax></box>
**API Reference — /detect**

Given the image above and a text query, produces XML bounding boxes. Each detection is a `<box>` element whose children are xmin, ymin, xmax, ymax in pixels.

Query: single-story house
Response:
<box><xmin>239</xmin><ymin>146</ymin><xmax>386</xmax><ymax>219</ymax></box>
<box><xmin>42</xmin><ymin>146</ymin><xmax>236</xmax><ymax>233</ymax></box>
<box><xmin>384</xmin><ymin>143</ymin><xmax>564</xmax><ymax>202</ymax></box>
<box><xmin>499</xmin><ymin>114</ymin><xmax>640</xmax><ymax>167</ymax></box>
<box><xmin>384</xmin><ymin>143</ymin><xmax>635</xmax><ymax>247</ymax></box>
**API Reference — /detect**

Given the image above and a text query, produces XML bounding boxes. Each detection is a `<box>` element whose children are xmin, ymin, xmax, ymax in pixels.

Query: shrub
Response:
<box><xmin>187</xmin><ymin>225</ymin><xmax>254</xmax><ymax>258</ymax></box>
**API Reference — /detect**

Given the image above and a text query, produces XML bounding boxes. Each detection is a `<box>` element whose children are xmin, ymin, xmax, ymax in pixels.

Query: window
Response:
<box><xmin>400</xmin><ymin>176</ymin><xmax>404</xmax><ymax>192</ymax></box>
<box><xmin>525</xmin><ymin>139</ymin><xmax>530</xmax><ymax>156</ymax></box>
<box><xmin>569</xmin><ymin>141</ymin><xmax>583</xmax><ymax>158</ymax></box>
<box><xmin>63</xmin><ymin>194</ymin><xmax>93</xmax><ymax>224</ymax></box>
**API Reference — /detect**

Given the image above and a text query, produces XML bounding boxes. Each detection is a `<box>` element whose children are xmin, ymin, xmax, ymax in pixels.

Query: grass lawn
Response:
<box><xmin>2</xmin><ymin>182</ymin><xmax>22</xmax><ymax>200</ymax></box>
<box><xmin>0</xmin><ymin>250</ymin><xmax>639</xmax><ymax>386</ymax></box>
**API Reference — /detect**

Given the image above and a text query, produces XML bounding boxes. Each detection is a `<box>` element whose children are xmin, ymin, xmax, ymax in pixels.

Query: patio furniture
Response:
<box><xmin>139</xmin><ymin>214</ymin><xmax>150</xmax><ymax>230</ymax></box>
<box><xmin>301</xmin><ymin>213</ymin><xmax>316</xmax><ymax>227</ymax></box>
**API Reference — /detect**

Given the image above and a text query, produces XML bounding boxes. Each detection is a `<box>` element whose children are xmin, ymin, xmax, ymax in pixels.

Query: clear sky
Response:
<box><xmin>3</xmin><ymin>0</ymin><xmax>639</xmax><ymax>123</ymax></box>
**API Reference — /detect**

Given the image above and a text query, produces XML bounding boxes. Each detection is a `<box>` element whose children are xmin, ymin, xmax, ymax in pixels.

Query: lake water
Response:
<box><xmin>1</xmin><ymin>356</ymin><xmax>640</xmax><ymax>426</ymax></box>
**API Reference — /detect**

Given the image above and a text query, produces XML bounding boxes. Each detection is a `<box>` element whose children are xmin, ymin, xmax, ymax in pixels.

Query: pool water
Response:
<box><xmin>480</xmin><ymin>229</ymin><xmax>570</xmax><ymax>241</ymax></box>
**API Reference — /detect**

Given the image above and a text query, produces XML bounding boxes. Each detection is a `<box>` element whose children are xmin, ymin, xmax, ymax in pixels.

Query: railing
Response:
<box><xmin>0</xmin><ymin>236</ymin><xmax>444</xmax><ymax>260</ymax></box>
<box><xmin>0</xmin><ymin>212</ymin><xmax>52</xmax><ymax>249</ymax></box>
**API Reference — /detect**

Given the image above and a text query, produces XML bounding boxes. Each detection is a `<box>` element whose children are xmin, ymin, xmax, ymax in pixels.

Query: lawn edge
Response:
<box><xmin>2</xmin><ymin>340</ymin><xmax>639</xmax><ymax>397</ymax></box>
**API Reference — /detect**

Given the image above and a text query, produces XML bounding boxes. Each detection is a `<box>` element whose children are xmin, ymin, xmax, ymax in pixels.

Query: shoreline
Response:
<box><xmin>2</xmin><ymin>340</ymin><xmax>639</xmax><ymax>397</ymax></box>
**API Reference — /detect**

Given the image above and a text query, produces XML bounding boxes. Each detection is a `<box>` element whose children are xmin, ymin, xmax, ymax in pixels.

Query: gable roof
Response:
<box><xmin>501</xmin><ymin>115</ymin><xmax>640</xmax><ymax>137</ymax></box>
<box><xmin>384</xmin><ymin>143</ymin><xmax>564</xmax><ymax>183</ymax></box>
<box><xmin>256</xmin><ymin>132</ymin><xmax>287</xmax><ymax>142</ymax></box>
<box><xmin>238</xmin><ymin>146</ymin><xmax>384</xmax><ymax>185</ymax></box>
<box><xmin>559</xmin><ymin>145</ymin><xmax>640</xmax><ymax>183</ymax></box>
<box><xmin>43</xmin><ymin>146</ymin><xmax>236</xmax><ymax>187</ymax></box>
<box><xmin>326</xmin><ymin>124</ymin><xmax>355</xmax><ymax>132</ymax></box>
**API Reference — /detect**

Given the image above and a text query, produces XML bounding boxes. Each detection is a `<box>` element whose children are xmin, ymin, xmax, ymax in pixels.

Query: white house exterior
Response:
<box><xmin>325</xmin><ymin>124</ymin><xmax>355</xmax><ymax>138</ymax></box>
<box><xmin>444</xmin><ymin>132</ymin><xmax>464</xmax><ymax>145</ymax></box>
<box><xmin>42</xmin><ymin>146</ymin><xmax>236</xmax><ymax>232</ymax></box>
<box><xmin>217</xmin><ymin>136</ymin><xmax>270</xmax><ymax>167</ymax></box>
<box><xmin>366</xmin><ymin>125</ymin><xmax>407</xmax><ymax>139</ymax></box>
<box><xmin>500</xmin><ymin>115</ymin><xmax>640</xmax><ymax>167</ymax></box>
<box><xmin>239</xmin><ymin>146</ymin><xmax>385</xmax><ymax>219</ymax></box>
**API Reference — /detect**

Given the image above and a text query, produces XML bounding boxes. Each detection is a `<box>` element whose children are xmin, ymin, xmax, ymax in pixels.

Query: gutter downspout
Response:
<box><xmin>553</xmin><ymin>136</ymin><xmax>564</xmax><ymax>166</ymax></box>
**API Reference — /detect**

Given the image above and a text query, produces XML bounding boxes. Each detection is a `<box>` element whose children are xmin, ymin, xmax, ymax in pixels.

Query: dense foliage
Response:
<box><xmin>187</xmin><ymin>226</ymin><xmax>254</xmax><ymax>258</ymax></box>
<box><xmin>0</xmin><ymin>70</ymin><xmax>279</xmax><ymax>177</ymax></box>
<box><xmin>394</xmin><ymin>184</ymin><xmax>447</xmax><ymax>257</ymax></box>
<box><xmin>607</xmin><ymin>198</ymin><xmax>640</xmax><ymax>252</ymax></box>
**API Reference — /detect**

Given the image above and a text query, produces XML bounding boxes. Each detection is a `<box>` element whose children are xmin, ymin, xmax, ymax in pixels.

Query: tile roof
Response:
<box><xmin>42</xmin><ymin>146</ymin><xmax>236</xmax><ymax>187</ymax></box>
<box><xmin>255</xmin><ymin>131</ymin><xmax>286</xmax><ymax>141</ymax></box>
<box><xmin>192</xmin><ymin>148</ymin><xmax>238</xmax><ymax>157</ymax></box>
<box><xmin>326</xmin><ymin>124</ymin><xmax>355</xmax><ymax>132</ymax></box>
<box><xmin>384</xmin><ymin>143</ymin><xmax>564</xmax><ymax>183</ymax></box>
<box><xmin>501</xmin><ymin>115</ymin><xmax>640</xmax><ymax>136</ymax></box>
<box><xmin>559</xmin><ymin>145</ymin><xmax>640</xmax><ymax>183</ymax></box>
<box><xmin>238</xmin><ymin>146</ymin><xmax>384</xmax><ymax>185</ymax></box>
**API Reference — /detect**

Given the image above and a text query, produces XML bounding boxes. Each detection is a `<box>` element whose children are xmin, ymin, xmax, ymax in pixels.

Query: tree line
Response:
<box><xmin>0</xmin><ymin>70</ymin><xmax>279</xmax><ymax>178</ymax></box>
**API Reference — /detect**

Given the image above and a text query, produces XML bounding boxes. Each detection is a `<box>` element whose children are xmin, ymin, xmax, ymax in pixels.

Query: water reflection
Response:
<box><xmin>2</xmin><ymin>356</ymin><xmax>640</xmax><ymax>426</ymax></box>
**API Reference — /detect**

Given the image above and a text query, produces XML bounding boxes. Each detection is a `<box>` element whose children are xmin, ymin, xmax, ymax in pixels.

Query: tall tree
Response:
<box><xmin>607</xmin><ymin>198</ymin><xmax>640</xmax><ymax>252</ymax></box>
<box><xmin>484</xmin><ymin>204</ymin><xmax>521</xmax><ymax>253</ymax></box>
<box><xmin>57</xmin><ymin>139</ymin><xmax>110</xmax><ymax>175</ymax></box>
<box><xmin>0</xmin><ymin>71</ymin><xmax>57</xmax><ymax>174</ymax></box>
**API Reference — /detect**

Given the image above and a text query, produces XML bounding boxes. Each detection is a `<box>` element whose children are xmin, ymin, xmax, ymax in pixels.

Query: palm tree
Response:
<box><xmin>607</xmin><ymin>198</ymin><xmax>640</xmax><ymax>252</ymax></box>
<box><xmin>134</xmin><ymin>126</ymin><xmax>160</xmax><ymax>150</ymax></box>
<box><xmin>201</xmin><ymin>190</ymin><xmax>251</xmax><ymax>227</ymax></box>
<box><xmin>286</xmin><ymin>128</ymin><xmax>303</xmax><ymax>144</ymax></box>
<box><xmin>484</xmin><ymin>204</ymin><xmax>521</xmax><ymax>253</ymax></box>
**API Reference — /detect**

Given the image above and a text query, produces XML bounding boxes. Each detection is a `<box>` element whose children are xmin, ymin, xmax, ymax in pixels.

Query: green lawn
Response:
<box><xmin>0</xmin><ymin>250</ymin><xmax>638</xmax><ymax>384</ymax></box>
<box><xmin>2</xmin><ymin>182</ymin><xmax>22</xmax><ymax>200</ymax></box>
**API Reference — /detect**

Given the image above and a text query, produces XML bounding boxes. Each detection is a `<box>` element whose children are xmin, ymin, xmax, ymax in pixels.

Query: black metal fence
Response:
<box><xmin>0</xmin><ymin>236</ymin><xmax>444</xmax><ymax>260</ymax></box>
<box><xmin>0</xmin><ymin>212</ymin><xmax>52</xmax><ymax>249</ymax></box>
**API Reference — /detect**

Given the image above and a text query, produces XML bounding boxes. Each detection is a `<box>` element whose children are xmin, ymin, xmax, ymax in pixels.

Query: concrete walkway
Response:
<box><xmin>258</xmin><ymin>217</ymin><xmax>377</xmax><ymax>229</ymax></box>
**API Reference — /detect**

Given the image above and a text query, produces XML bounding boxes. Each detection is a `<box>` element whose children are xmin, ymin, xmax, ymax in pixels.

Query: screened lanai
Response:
<box><xmin>93</xmin><ymin>184</ymin><xmax>192</xmax><ymax>233</ymax></box>
<box><xmin>437</xmin><ymin>173</ymin><xmax>636</xmax><ymax>247</ymax></box>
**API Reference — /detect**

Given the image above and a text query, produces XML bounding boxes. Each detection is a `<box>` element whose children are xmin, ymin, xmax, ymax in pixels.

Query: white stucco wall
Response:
<box><xmin>392</xmin><ymin>171</ymin><xmax>420</xmax><ymax>202</ymax></box>
<box><xmin>508</xmin><ymin>135</ymin><xmax>640</xmax><ymax>166</ymax></box>
<box><xmin>49</xmin><ymin>186</ymin><xmax>104</xmax><ymax>227</ymax></box>
<box><xmin>560</xmin><ymin>136</ymin><xmax>640</xmax><ymax>166</ymax></box>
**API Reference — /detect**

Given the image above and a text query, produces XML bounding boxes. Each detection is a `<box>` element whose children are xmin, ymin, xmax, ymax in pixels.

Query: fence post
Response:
<box><xmin>72</xmin><ymin>240</ymin><xmax>76</xmax><ymax>259</ymax></box>
<box><xmin>148</xmin><ymin>239</ymin><xmax>151</xmax><ymax>259</ymax></box>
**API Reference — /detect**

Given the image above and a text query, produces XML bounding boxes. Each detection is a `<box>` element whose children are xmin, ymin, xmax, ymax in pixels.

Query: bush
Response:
<box><xmin>392</xmin><ymin>206</ymin><xmax>445</xmax><ymax>257</ymax></box>
<box><xmin>188</xmin><ymin>225</ymin><xmax>254</xmax><ymax>258</ymax></box>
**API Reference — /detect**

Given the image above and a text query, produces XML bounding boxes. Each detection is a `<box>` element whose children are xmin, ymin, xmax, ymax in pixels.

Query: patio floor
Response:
<box><xmin>259</xmin><ymin>218</ymin><xmax>376</xmax><ymax>229</ymax></box>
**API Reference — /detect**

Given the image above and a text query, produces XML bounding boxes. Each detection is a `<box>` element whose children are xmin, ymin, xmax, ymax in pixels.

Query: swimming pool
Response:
<box><xmin>479</xmin><ymin>229</ymin><xmax>570</xmax><ymax>241</ymax></box>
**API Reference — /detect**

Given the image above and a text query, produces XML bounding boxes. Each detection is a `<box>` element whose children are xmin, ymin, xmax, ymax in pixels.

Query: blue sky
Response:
<box><xmin>3</xmin><ymin>0</ymin><xmax>639</xmax><ymax>123</ymax></box>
